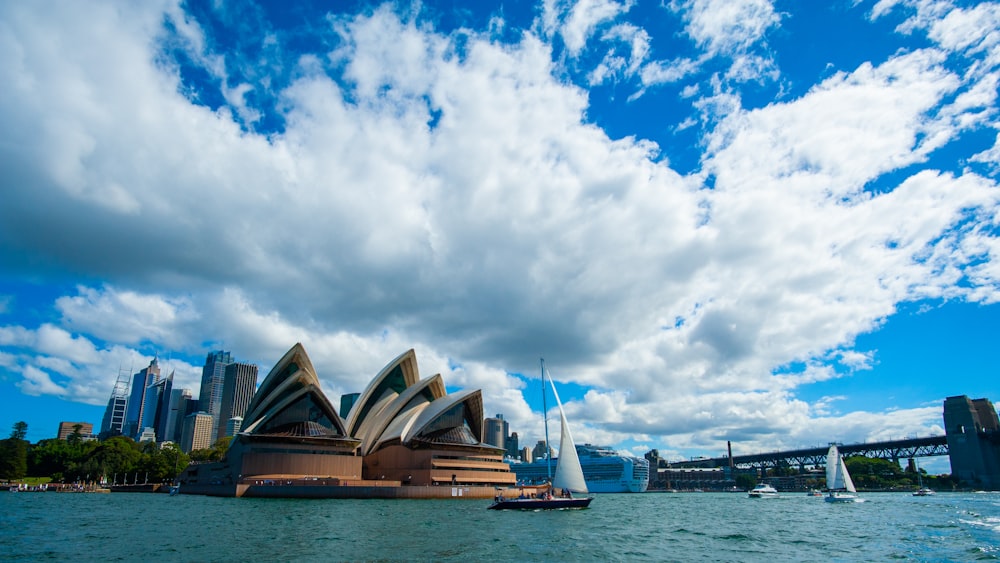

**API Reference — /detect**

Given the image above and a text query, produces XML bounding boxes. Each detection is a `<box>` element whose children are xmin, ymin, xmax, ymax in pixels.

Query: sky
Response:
<box><xmin>1</xmin><ymin>0</ymin><xmax>999</xmax><ymax>472</ymax></box>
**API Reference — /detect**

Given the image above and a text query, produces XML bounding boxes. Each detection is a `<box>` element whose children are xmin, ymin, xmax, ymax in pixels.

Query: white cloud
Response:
<box><xmin>541</xmin><ymin>0</ymin><xmax>632</xmax><ymax>56</ymax></box>
<box><xmin>679</xmin><ymin>0</ymin><xmax>779</xmax><ymax>54</ymax></box>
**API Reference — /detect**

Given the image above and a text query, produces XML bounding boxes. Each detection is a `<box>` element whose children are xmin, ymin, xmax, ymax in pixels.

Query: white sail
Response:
<box><xmin>826</xmin><ymin>445</ymin><xmax>856</xmax><ymax>492</ymax></box>
<box><xmin>548</xmin><ymin>372</ymin><xmax>588</xmax><ymax>494</ymax></box>
<box><xmin>826</xmin><ymin>445</ymin><xmax>842</xmax><ymax>489</ymax></box>
<box><xmin>840</xmin><ymin>455</ymin><xmax>856</xmax><ymax>493</ymax></box>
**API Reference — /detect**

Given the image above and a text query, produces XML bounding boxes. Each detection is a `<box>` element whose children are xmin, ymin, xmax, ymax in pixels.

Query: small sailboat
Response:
<box><xmin>824</xmin><ymin>444</ymin><xmax>864</xmax><ymax>503</ymax></box>
<box><xmin>489</xmin><ymin>359</ymin><xmax>593</xmax><ymax>510</ymax></box>
<box><xmin>912</xmin><ymin>461</ymin><xmax>935</xmax><ymax>496</ymax></box>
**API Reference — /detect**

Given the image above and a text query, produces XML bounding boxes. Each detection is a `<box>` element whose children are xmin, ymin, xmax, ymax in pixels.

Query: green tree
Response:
<box><xmin>0</xmin><ymin>421</ymin><xmax>30</xmax><ymax>479</ymax></box>
<box><xmin>82</xmin><ymin>436</ymin><xmax>142</xmax><ymax>482</ymax></box>
<box><xmin>735</xmin><ymin>473</ymin><xmax>757</xmax><ymax>491</ymax></box>
<box><xmin>0</xmin><ymin>438</ymin><xmax>28</xmax><ymax>480</ymax></box>
<box><xmin>10</xmin><ymin>421</ymin><xmax>28</xmax><ymax>441</ymax></box>
<box><xmin>138</xmin><ymin>442</ymin><xmax>189</xmax><ymax>481</ymax></box>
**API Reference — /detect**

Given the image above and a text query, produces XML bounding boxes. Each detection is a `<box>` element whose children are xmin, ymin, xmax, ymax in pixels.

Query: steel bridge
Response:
<box><xmin>670</xmin><ymin>435</ymin><xmax>949</xmax><ymax>472</ymax></box>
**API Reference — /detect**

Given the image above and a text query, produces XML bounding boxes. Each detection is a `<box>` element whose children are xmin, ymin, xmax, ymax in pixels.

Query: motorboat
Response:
<box><xmin>747</xmin><ymin>483</ymin><xmax>779</xmax><ymax>498</ymax></box>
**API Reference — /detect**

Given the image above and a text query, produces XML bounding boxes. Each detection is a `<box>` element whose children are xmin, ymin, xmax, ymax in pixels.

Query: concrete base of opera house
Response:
<box><xmin>178</xmin><ymin>481</ymin><xmax>504</xmax><ymax>499</ymax></box>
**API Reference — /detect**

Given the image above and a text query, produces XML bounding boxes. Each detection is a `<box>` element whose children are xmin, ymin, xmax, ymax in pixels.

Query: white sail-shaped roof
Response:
<box><xmin>345</xmin><ymin>349</ymin><xmax>420</xmax><ymax>438</ymax></box>
<box><xmin>403</xmin><ymin>388</ymin><xmax>484</xmax><ymax>444</ymax></box>
<box><xmin>240</xmin><ymin>343</ymin><xmax>347</xmax><ymax>437</ymax></box>
<box><xmin>359</xmin><ymin>374</ymin><xmax>447</xmax><ymax>455</ymax></box>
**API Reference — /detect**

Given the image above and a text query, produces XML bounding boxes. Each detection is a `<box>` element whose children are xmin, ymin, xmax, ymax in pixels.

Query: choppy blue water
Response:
<box><xmin>1</xmin><ymin>491</ymin><xmax>998</xmax><ymax>561</ymax></box>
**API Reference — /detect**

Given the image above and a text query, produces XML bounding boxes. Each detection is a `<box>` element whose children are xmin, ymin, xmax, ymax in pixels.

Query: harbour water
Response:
<box><xmin>2</xmin><ymin>491</ymin><xmax>998</xmax><ymax>561</ymax></box>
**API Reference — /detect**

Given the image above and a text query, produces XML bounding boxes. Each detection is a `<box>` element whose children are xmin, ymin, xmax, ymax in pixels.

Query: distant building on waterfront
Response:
<box><xmin>199</xmin><ymin>350</ymin><xmax>233</xmax><ymax>443</ymax></box>
<box><xmin>944</xmin><ymin>395</ymin><xmax>1000</xmax><ymax>489</ymax></box>
<box><xmin>99</xmin><ymin>367</ymin><xmax>130</xmax><ymax>439</ymax></box>
<box><xmin>57</xmin><ymin>421</ymin><xmax>93</xmax><ymax>440</ymax></box>
<box><xmin>506</xmin><ymin>431</ymin><xmax>520</xmax><ymax>460</ymax></box>
<box><xmin>125</xmin><ymin>359</ymin><xmax>161</xmax><ymax>439</ymax></box>
<box><xmin>141</xmin><ymin>371</ymin><xmax>173</xmax><ymax>442</ymax></box>
<box><xmin>521</xmin><ymin>446</ymin><xmax>533</xmax><ymax>463</ymax></box>
<box><xmin>340</xmin><ymin>393</ymin><xmax>360</xmax><ymax>418</ymax></box>
<box><xmin>532</xmin><ymin>440</ymin><xmax>551</xmax><ymax>461</ymax></box>
<box><xmin>484</xmin><ymin>414</ymin><xmax>508</xmax><ymax>449</ymax></box>
<box><xmin>181</xmin><ymin>412</ymin><xmax>214</xmax><ymax>452</ymax></box>
<box><xmin>225</xmin><ymin>417</ymin><xmax>243</xmax><ymax>438</ymax></box>
<box><xmin>164</xmin><ymin>387</ymin><xmax>193</xmax><ymax>443</ymax></box>
<box><xmin>217</xmin><ymin>362</ymin><xmax>258</xmax><ymax>441</ymax></box>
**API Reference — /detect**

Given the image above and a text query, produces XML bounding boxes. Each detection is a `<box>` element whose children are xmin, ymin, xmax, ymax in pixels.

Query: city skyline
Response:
<box><xmin>1</xmin><ymin>1</ymin><xmax>999</xmax><ymax>467</ymax></box>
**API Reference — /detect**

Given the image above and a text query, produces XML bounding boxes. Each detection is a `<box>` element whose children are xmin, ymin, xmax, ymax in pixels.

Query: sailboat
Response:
<box><xmin>912</xmin><ymin>460</ymin><xmax>935</xmax><ymax>496</ymax></box>
<box><xmin>488</xmin><ymin>359</ymin><xmax>593</xmax><ymax>510</ymax></box>
<box><xmin>824</xmin><ymin>444</ymin><xmax>864</xmax><ymax>503</ymax></box>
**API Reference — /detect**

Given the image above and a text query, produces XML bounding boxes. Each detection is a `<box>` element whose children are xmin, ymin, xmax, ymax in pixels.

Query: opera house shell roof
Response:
<box><xmin>178</xmin><ymin>343</ymin><xmax>515</xmax><ymax>496</ymax></box>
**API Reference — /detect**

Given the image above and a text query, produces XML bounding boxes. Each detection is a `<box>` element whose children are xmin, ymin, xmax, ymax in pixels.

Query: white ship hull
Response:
<box><xmin>510</xmin><ymin>444</ymin><xmax>650</xmax><ymax>493</ymax></box>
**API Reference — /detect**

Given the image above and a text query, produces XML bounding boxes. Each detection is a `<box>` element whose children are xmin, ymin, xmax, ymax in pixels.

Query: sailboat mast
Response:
<box><xmin>541</xmin><ymin>358</ymin><xmax>552</xmax><ymax>482</ymax></box>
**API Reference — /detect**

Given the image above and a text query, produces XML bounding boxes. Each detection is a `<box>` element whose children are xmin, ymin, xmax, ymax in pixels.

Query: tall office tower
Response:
<box><xmin>57</xmin><ymin>422</ymin><xmax>94</xmax><ymax>440</ymax></box>
<box><xmin>521</xmin><ymin>446</ymin><xmax>533</xmax><ymax>463</ymax></box>
<box><xmin>532</xmin><ymin>440</ymin><xmax>551</xmax><ymax>461</ymax></box>
<box><xmin>484</xmin><ymin>413</ymin><xmax>508</xmax><ymax>449</ymax></box>
<box><xmin>198</xmin><ymin>350</ymin><xmax>233</xmax><ymax>441</ymax></box>
<box><xmin>506</xmin><ymin>431</ymin><xmax>520</xmax><ymax>459</ymax></box>
<box><xmin>217</xmin><ymin>362</ymin><xmax>258</xmax><ymax>440</ymax></box>
<box><xmin>140</xmin><ymin>371</ymin><xmax>173</xmax><ymax>441</ymax></box>
<box><xmin>153</xmin><ymin>372</ymin><xmax>175</xmax><ymax>442</ymax></box>
<box><xmin>124</xmin><ymin>358</ymin><xmax>161</xmax><ymax>439</ymax></box>
<box><xmin>99</xmin><ymin>367</ymin><xmax>130</xmax><ymax>439</ymax></box>
<box><xmin>163</xmin><ymin>387</ymin><xmax>193</xmax><ymax>443</ymax></box>
<box><xmin>181</xmin><ymin>412</ymin><xmax>214</xmax><ymax>453</ymax></box>
<box><xmin>340</xmin><ymin>393</ymin><xmax>361</xmax><ymax>419</ymax></box>
<box><xmin>172</xmin><ymin>394</ymin><xmax>198</xmax><ymax>444</ymax></box>
<box><xmin>943</xmin><ymin>395</ymin><xmax>1000</xmax><ymax>489</ymax></box>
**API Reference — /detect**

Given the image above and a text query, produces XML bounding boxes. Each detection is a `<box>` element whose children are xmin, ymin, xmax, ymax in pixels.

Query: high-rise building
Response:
<box><xmin>521</xmin><ymin>446</ymin><xmax>533</xmax><ymax>463</ymax></box>
<box><xmin>532</xmin><ymin>440</ymin><xmax>551</xmax><ymax>461</ymax></box>
<box><xmin>181</xmin><ymin>412</ymin><xmax>214</xmax><ymax>453</ymax></box>
<box><xmin>506</xmin><ymin>431</ymin><xmax>520</xmax><ymax>460</ymax></box>
<box><xmin>172</xmin><ymin>394</ymin><xmax>198</xmax><ymax>444</ymax></box>
<box><xmin>217</xmin><ymin>362</ymin><xmax>258</xmax><ymax>440</ymax></box>
<box><xmin>99</xmin><ymin>367</ymin><xmax>130</xmax><ymax>439</ymax></box>
<box><xmin>57</xmin><ymin>422</ymin><xmax>93</xmax><ymax>440</ymax></box>
<box><xmin>484</xmin><ymin>413</ymin><xmax>508</xmax><ymax>449</ymax></box>
<box><xmin>199</xmin><ymin>350</ymin><xmax>233</xmax><ymax>441</ymax></box>
<box><xmin>125</xmin><ymin>358</ymin><xmax>161</xmax><ymax>439</ymax></box>
<box><xmin>140</xmin><ymin>371</ymin><xmax>173</xmax><ymax>442</ymax></box>
<box><xmin>340</xmin><ymin>393</ymin><xmax>361</xmax><ymax>419</ymax></box>
<box><xmin>163</xmin><ymin>387</ymin><xmax>193</xmax><ymax>443</ymax></box>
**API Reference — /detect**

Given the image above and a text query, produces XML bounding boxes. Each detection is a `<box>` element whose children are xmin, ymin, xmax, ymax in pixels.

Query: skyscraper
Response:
<box><xmin>163</xmin><ymin>387</ymin><xmax>193</xmax><ymax>443</ymax></box>
<box><xmin>198</xmin><ymin>350</ymin><xmax>233</xmax><ymax>442</ymax></box>
<box><xmin>181</xmin><ymin>412</ymin><xmax>214</xmax><ymax>453</ymax></box>
<box><xmin>140</xmin><ymin>371</ymin><xmax>173</xmax><ymax>442</ymax></box>
<box><xmin>217</xmin><ymin>362</ymin><xmax>258</xmax><ymax>441</ymax></box>
<box><xmin>484</xmin><ymin>413</ymin><xmax>508</xmax><ymax>449</ymax></box>
<box><xmin>125</xmin><ymin>358</ymin><xmax>161</xmax><ymax>439</ymax></box>
<box><xmin>99</xmin><ymin>367</ymin><xmax>130</xmax><ymax>439</ymax></box>
<box><xmin>506</xmin><ymin>431</ymin><xmax>520</xmax><ymax>460</ymax></box>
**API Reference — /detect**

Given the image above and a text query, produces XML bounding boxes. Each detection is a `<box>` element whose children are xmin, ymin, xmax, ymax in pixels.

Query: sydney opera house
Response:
<box><xmin>177</xmin><ymin>343</ymin><xmax>517</xmax><ymax>498</ymax></box>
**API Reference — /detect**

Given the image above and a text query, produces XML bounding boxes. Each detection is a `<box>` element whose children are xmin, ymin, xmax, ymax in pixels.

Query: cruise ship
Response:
<box><xmin>510</xmin><ymin>444</ymin><xmax>650</xmax><ymax>493</ymax></box>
